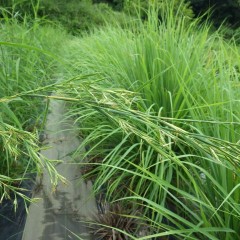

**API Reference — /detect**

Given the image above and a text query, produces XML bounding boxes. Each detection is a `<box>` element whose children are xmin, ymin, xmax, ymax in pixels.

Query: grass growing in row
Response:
<box><xmin>63</xmin><ymin>3</ymin><xmax>240</xmax><ymax>239</ymax></box>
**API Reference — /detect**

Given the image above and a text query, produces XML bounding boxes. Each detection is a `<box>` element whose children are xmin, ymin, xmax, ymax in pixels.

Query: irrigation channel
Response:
<box><xmin>22</xmin><ymin>95</ymin><xmax>98</xmax><ymax>239</ymax></box>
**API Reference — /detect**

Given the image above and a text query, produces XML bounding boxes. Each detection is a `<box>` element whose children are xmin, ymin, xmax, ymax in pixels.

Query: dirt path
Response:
<box><xmin>22</xmin><ymin>98</ymin><xmax>97</xmax><ymax>240</ymax></box>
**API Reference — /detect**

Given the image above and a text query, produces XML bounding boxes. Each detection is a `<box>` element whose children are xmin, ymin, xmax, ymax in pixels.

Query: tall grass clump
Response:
<box><xmin>64</xmin><ymin>2</ymin><xmax>240</xmax><ymax>239</ymax></box>
<box><xmin>0</xmin><ymin>13</ymin><xmax>67</xmax><ymax>205</ymax></box>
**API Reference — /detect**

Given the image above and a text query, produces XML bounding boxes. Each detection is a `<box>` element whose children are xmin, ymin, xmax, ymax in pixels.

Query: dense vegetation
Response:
<box><xmin>0</xmin><ymin>18</ymin><xmax>66</xmax><ymax>204</ymax></box>
<box><xmin>95</xmin><ymin>0</ymin><xmax>240</xmax><ymax>26</ymax></box>
<box><xmin>63</xmin><ymin>6</ymin><xmax>240</xmax><ymax>239</ymax></box>
<box><xmin>1</xmin><ymin>0</ymin><xmax>240</xmax><ymax>33</ymax></box>
<box><xmin>0</xmin><ymin>0</ymin><xmax>127</xmax><ymax>34</ymax></box>
<box><xmin>0</xmin><ymin>0</ymin><xmax>240</xmax><ymax>239</ymax></box>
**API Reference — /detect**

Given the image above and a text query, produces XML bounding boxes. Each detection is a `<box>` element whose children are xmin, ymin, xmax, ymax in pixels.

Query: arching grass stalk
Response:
<box><xmin>0</xmin><ymin>72</ymin><xmax>100</xmax><ymax>206</ymax></box>
<box><xmin>59</xmin><ymin>77</ymin><xmax>240</xmax><ymax>239</ymax></box>
<box><xmin>0</xmin><ymin>120</ymin><xmax>62</xmax><ymax>207</ymax></box>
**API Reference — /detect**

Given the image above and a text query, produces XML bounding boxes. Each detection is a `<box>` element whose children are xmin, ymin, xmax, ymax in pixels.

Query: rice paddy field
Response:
<box><xmin>0</xmin><ymin>2</ymin><xmax>240</xmax><ymax>239</ymax></box>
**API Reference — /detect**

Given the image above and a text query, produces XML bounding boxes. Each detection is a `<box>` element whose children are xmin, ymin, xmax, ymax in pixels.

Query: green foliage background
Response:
<box><xmin>0</xmin><ymin>0</ymin><xmax>124</xmax><ymax>34</ymax></box>
<box><xmin>95</xmin><ymin>0</ymin><xmax>240</xmax><ymax>27</ymax></box>
<box><xmin>1</xmin><ymin>0</ymin><xmax>240</xmax><ymax>33</ymax></box>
